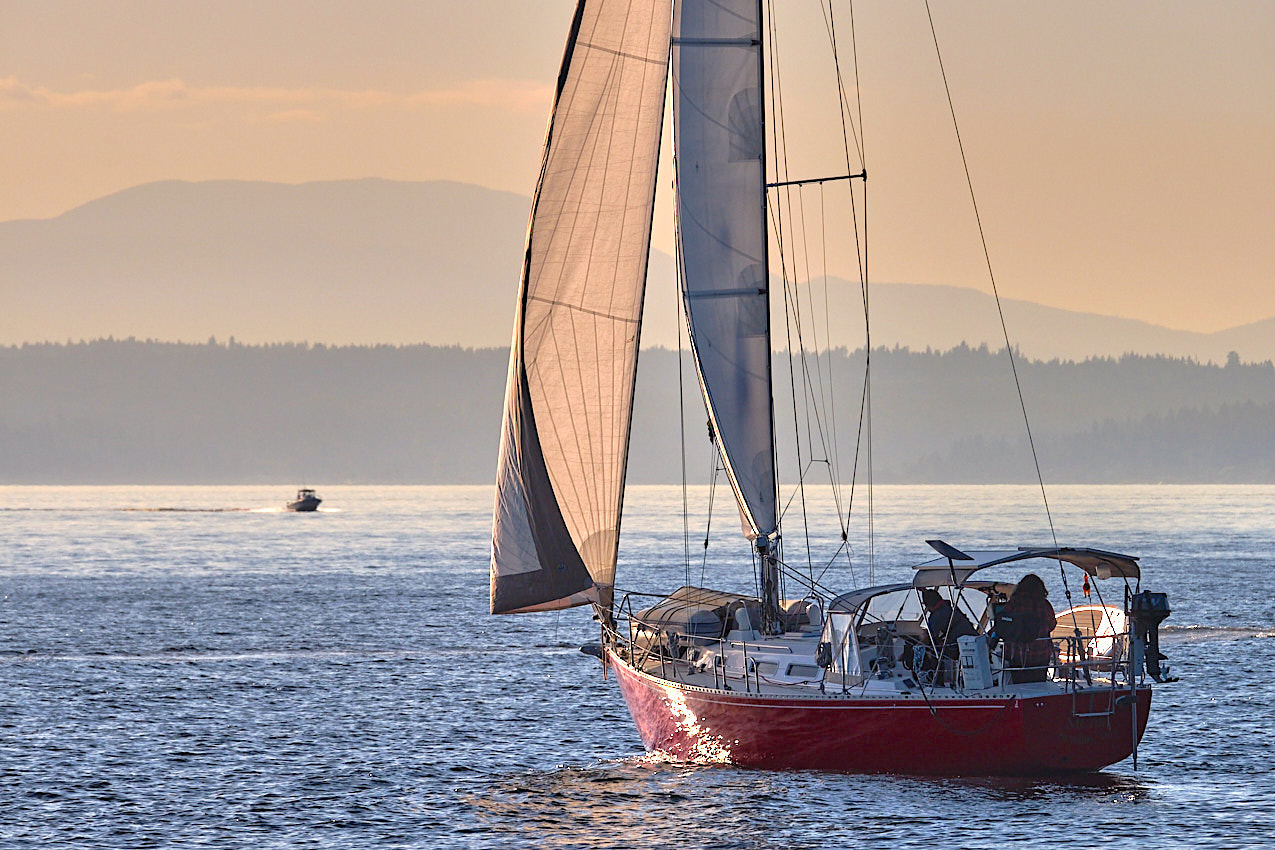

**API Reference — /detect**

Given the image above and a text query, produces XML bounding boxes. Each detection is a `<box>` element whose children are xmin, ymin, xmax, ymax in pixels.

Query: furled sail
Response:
<box><xmin>673</xmin><ymin>0</ymin><xmax>778</xmax><ymax>540</ymax></box>
<box><xmin>490</xmin><ymin>0</ymin><xmax>673</xmax><ymax>614</ymax></box>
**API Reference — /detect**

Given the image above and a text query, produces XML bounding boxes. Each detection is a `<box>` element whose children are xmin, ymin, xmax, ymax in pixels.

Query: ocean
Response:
<box><xmin>0</xmin><ymin>484</ymin><xmax>1271</xmax><ymax>848</ymax></box>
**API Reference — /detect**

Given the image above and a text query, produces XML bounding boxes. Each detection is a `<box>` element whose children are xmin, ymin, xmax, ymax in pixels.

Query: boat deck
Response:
<box><xmin>624</xmin><ymin>629</ymin><xmax>1123</xmax><ymax>701</ymax></box>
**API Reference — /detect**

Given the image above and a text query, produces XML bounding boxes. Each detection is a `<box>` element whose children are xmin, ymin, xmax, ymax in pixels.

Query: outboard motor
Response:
<box><xmin>1129</xmin><ymin>591</ymin><xmax>1174</xmax><ymax>682</ymax></box>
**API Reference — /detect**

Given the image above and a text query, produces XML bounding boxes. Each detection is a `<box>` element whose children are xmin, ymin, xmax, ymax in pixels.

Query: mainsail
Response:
<box><xmin>490</xmin><ymin>0</ymin><xmax>673</xmax><ymax>614</ymax></box>
<box><xmin>673</xmin><ymin>0</ymin><xmax>778</xmax><ymax>540</ymax></box>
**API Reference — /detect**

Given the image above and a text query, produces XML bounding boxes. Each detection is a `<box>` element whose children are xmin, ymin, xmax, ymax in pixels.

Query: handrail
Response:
<box><xmin>609</xmin><ymin>593</ymin><xmax>1138</xmax><ymax>697</ymax></box>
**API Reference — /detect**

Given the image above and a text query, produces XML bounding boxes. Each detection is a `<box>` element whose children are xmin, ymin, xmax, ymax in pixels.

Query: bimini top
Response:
<box><xmin>913</xmin><ymin>540</ymin><xmax>1140</xmax><ymax>587</ymax></box>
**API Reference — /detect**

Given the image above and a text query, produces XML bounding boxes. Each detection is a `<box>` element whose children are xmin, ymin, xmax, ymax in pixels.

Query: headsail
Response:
<box><xmin>673</xmin><ymin>0</ymin><xmax>778</xmax><ymax>540</ymax></box>
<box><xmin>490</xmin><ymin>0</ymin><xmax>673</xmax><ymax>615</ymax></box>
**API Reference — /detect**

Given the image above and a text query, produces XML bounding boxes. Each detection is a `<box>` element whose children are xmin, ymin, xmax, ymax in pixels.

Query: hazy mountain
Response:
<box><xmin>3</xmin><ymin>178</ymin><xmax>1272</xmax><ymax>362</ymax></box>
<box><xmin>0</xmin><ymin>179</ymin><xmax>539</xmax><ymax>348</ymax></box>
<box><xmin>842</xmin><ymin>282</ymin><xmax>1275</xmax><ymax>365</ymax></box>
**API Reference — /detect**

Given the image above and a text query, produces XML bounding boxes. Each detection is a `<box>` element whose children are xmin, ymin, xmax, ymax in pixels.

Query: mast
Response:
<box><xmin>673</xmin><ymin>0</ymin><xmax>782</xmax><ymax>632</ymax></box>
<box><xmin>754</xmin><ymin>0</ymin><xmax>782</xmax><ymax>635</ymax></box>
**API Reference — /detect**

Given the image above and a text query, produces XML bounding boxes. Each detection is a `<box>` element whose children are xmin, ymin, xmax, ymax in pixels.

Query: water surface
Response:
<box><xmin>0</xmin><ymin>485</ymin><xmax>1269</xmax><ymax>847</ymax></box>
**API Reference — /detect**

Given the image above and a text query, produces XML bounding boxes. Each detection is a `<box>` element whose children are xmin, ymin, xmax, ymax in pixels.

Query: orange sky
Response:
<box><xmin>2</xmin><ymin>0</ymin><xmax>1273</xmax><ymax>332</ymax></box>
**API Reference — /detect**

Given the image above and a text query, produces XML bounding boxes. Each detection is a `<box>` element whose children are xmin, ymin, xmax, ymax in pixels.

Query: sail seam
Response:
<box><xmin>685</xmin><ymin>287</ymin><xmax>766</xmax><ymax>299</ymax></box>
<box><xmin>576</xmin><ymin>40</ymin><xmax>668</xmax><ymax>65</ymax></box>
<box><xmin>671</xmin><ymin>37</ymin><xmax>760</xmax><ymax>46</ymax></box>
<box><xmin>526</xmin><ymin>294</ymin><xmax>642</xmax><ymax>324</ymax></box>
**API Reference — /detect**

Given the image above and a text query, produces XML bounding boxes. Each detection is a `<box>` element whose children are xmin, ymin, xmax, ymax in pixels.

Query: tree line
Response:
<box><xmin>2</xmin><ymin>339</ymin><xmax>1273</xmax><ymax>484</ymax></box>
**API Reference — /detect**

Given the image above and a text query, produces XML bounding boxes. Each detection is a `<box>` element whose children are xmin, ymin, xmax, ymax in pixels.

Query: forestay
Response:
<box><xmin>490</xmin><ymin>0</ymin><xmax>673</xmax><ymax>614</ymax></box>
<box><xmin>673</xmin><ymin>0</ymin><xmax>778</xmax><ymax>541</ymax></box>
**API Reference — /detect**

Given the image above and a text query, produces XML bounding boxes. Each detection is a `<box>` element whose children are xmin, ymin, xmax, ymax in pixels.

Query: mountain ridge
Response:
<box><xmin>4</xmin><ymin>178</ymin><xmax>1272</xmax><ymax>362</ymax></box>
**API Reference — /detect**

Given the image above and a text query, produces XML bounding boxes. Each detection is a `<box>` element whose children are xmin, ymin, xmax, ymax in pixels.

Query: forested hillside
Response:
<box><xmin>2</xmin><ymin>340</ymin><xmax>1273</xmax><ymax>483</ymax></box>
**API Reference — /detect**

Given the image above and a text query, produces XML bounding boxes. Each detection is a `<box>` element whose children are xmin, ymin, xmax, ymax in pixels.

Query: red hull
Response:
<box><xmin>609</xmin><ymin>651</ymin><xmax>1151</xmax><ymax>775</ymax></box>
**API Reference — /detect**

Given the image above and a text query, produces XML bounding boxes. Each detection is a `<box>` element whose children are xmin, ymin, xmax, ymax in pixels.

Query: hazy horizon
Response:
<box><xmin>4</xmin><ymin>2</ymin><xmax>1274</xmax><ymax>333</ymax></box>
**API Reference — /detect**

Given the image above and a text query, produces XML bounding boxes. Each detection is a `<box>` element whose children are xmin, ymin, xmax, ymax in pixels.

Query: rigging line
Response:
<box><xmin>842</xmin><ymin>351</ymin><xmax>870</xmax><ymax>580</ymax></box>
<box><xmin>764</xmin><ymin>14</ymin><xmax>842</xmax><ymax>583</ymax></box>
<box><xmin>820</xmin><ymin>184</ymin><xmax>847</xmax><ymax>532</ymax></box>
<box><xmin>780</xmin><ymin>273</ymin><xmax>812</xmax><ymax>584</ymax></box>
<box><xmin>816</xmin><ymin>540</ymin><xmax>855</xmax><ymax>590</ymax></box>
<box><xmin>766</xmin><ymin>9</ymin><xmax>849</xmax><ymax>524</ymax></box>
<box><xmin>792</xmin><ymin>312</ymin><xmax>841</xmax><ymax>476</ymax></box>
<box><xmin>820</xmin><ymin>1</ymin><xmax>867</xmax><ymax>284</ymax></box>
<box><xmin>814</xmin><ymin>539</ymin><xmax>851</xmax><ymax>588</ymax></box>
<box><xmin>675</xmin><ymin>174</ymin><xmax>691</xmax><ymax>586</ymax></box>
<box><xmin>815</xmin><ymin>3</ymin><xmax>856</xmax><ymax>497</ymax></box>
<box><xmin>847</xmin><ymin>0</ymin><xmax>866</xmax><ymax>168</ymax></box>
<box><xmin>700</xmin><ymin>447</ymin><xmax>720</xmax><ymax>587</ymax></box>
<box><xmin>767</xmin><ymin>246</ymin><xmax>846</xmax><ymax>552</ymax></box>
<box><xmin>761</xmin><ymin>134</ymin><xmax>821</xmax><ymax>588</ymax></box>
<box><xmin>774</xmin><ymin>3</ymin><xmax>861</xmax><ymax>586</ymax></box>
<box><xmin>826</xmin><ymin>0</ymin><xmax>873</xmax><ymax>577</ymax></box>
<box><xmin>793</xmin><ymin>191</ymin><xmax>820</xmax><ymax>473</ymax></box>
<box><xmin>765</xmin><ymin>3</ymin><xmax>815</xmax><ymax>586</ymax></box>
<box><xmin>770</xmin><ymin>75</ymin><xmax>838</xmax><ymax>538</ymax></box>
<box><xmin>922</xmin><ymin>2</ymin><xmax>1061</xmax><ymax>554</ymax></box>
<box><xmin>922</xmin><ymin>4</ymin><xmax>1079</xmax><ymax>623</ymax></box>
<box><xmin>765</xmin><ymin>192</ymin><xmax>837</xmax><ymax>502</ymax></box>
<box><xmin>759</xmin><ymin>51</ymin><xmax>821</xmax><ymax>591</ymax></box>
<box><xmin>820</xmin><ymin>1</ymin><xmax>864</xmax><ymax>165</ymax></box>
<box><xmin>772</xmin><ymin>558</ymin><xmax>838</xmax><ymax>600</ymax></box>
<box><xmin>866</xmin><ymin>348</ymin><xmax>874</xmax><ymax>582</ymax></box>
<box><xmin>792</xmin><ymin>184</ymin><xmax>842</xmax><ymax>504</ymax></box>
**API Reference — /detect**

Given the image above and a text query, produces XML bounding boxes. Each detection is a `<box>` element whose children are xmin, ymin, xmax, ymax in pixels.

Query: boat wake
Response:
<box><xmin>618</xmin><ymin>749</ymin><xmax>734</xmax><ymax>769</ymax></box>
<box><xmin>0</xmin><ymin>504</ymin><xmax>339</xmax><ymax>512</ymax></box>
<box><xmin>0</xmin><ymin>506</ymin><xmax>257</xmax><ymax>512</ymax></box>
<box><xmin>1160</xmin><ymin>625</ymin><xmax>1275</xmax><ymax>643</ymax></box>
<box><xmin>120</xmin><ymin>507</ymin><xmax>255</xmax><ymax>512</ymax></box>
<box><xmin>0</xmin><ymin>648</ymin><xmax>416</xmax><ymax>664</ymax></box>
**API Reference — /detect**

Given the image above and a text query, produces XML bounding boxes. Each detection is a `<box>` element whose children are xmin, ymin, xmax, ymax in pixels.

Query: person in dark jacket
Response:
<box><xmin>921</xmin><ymin>588</ymin><xmax>977</xmax><ymax>659</ymax></box>
<box><xmin>997</xmin><ymin>573</ymin><xmax>1058</xmax><ymax>683</ymax></box>
<box><xmin>914</xmin><ymin>589</ymin><xmax>977</xmax><ymax>685</ymax></box>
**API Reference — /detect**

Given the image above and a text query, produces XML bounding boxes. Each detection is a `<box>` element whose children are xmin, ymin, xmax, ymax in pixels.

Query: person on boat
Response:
<box><xmin>997</xmin><ymin>573</ymin><xmax>1058</xmax><ymax>683</ymax></box>
<box><xmin>902</xmin><ymin>589</ymin><xmax>977</xmax><ymax>685</ymax></box>
<box><xmin>921</xmin><ymin>589</ymin><xmax>976</xmax><ymax>660</ymax></box>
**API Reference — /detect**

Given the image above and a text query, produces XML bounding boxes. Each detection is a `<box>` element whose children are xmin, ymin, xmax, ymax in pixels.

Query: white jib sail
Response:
<box><xmin>490</xmin><ymin>0</ymin><xmax>673</xmax><ymax>615</ymax></box>
<box><xmin>673</xmin><ymin>0</ymin><xmax>778</xmax><ymax>540</ymax></box>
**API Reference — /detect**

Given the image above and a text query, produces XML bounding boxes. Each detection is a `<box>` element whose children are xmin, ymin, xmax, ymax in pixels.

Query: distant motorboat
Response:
<box><xmin>286</xmin><ymin>488</ymin><xmax>322</xmax><ymax>512</ymax></box>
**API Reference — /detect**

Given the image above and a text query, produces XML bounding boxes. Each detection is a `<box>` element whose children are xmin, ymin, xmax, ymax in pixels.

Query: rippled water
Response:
<box><xmin>0</xmin><ymin>485</ymin><xmax>1271</xmax><ymax>848</ymax></box>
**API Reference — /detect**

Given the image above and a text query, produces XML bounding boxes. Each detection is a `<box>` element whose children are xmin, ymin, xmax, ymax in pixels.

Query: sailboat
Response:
<box><xmin>490</xmin><ymin>0</ymin><xmax>1173</xmax><ymax>774</ymax></box>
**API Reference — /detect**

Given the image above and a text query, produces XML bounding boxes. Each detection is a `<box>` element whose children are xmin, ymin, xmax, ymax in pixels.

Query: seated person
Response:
<box><xmin>996</xmin><ymin>573</ymin><xmax>1057</xmax><ymax>683</ymax></box>
<box><xmin>921</xmin><ymin>588</ymin><xmax>977</xmax><ymax>659</ymax></box>
<box><xmin>904</xmin><ymin>589</ymin><xmax>977</xmax><ymax>685</ymax></box>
